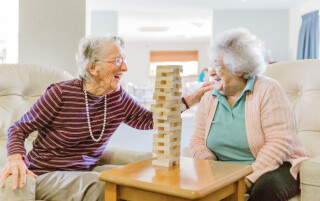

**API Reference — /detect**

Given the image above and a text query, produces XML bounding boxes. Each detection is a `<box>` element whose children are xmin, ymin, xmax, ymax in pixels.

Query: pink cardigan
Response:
<box><xmin>190</xmin><ymin>75</ymin><xmax>309</xmax><ymax>182</ymax></box>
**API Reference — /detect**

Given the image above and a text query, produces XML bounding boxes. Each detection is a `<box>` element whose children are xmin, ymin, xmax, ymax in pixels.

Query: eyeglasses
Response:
<box><xmin>101</xmin><ymin>57</ymin><xmax>127</xmax><ymax>67</ymax></box>
<box><xmin>209</xmin><ymin>61</ymin><xmax>223</xmax><ymax>72</ymax></box>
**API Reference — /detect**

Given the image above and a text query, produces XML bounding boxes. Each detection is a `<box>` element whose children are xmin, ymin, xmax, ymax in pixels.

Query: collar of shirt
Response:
<box><xmin>211</xmin><ymin>76</ymin><xmax>256</xmax><ymax>98</ymax></box>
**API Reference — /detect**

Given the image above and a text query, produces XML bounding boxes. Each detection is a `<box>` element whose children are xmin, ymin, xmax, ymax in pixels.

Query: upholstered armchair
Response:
<box><xmin>0</xmin><ymin>64</ymin><xmax>152</xmax><ymax>171</ymax></box>
<box><xmin>263</xmin><ymin>59</ymin><xmax>320</xmax><ymax>201</ymax></box>
<box><xmin>182</xmin><ymin>59</ymin><xmax>320</xmax><ymax>201</ymax></box>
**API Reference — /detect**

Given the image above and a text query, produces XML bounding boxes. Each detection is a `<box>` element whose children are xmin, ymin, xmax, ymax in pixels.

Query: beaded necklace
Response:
<box><xmin>83</xmin><ymin>84</ymin><xmax>107</xmax><ymax>142</ymax></box>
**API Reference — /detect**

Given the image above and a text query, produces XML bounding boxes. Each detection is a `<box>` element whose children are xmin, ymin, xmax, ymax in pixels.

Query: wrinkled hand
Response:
<box><xmin>184</xmin><ymin>81</ymin><xmax>215</xmax><ymax>107</ymax></box>
<box><xmin>0</xmin><ymin>154</ymin><xmax>37</xmax><ymax>189</ymax></box>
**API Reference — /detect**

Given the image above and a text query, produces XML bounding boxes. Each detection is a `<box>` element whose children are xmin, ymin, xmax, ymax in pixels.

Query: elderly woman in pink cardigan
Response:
<box><xmin>190</xmin><ymin>28</ymin><xmax>309</xmax><ymax>201</ymax></box>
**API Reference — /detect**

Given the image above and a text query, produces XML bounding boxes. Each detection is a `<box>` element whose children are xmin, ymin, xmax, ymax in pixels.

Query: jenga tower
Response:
<box><xmin>151</xmin><ymin>65</ymin><xmax>182</xmax><ymax>167</ymax></box>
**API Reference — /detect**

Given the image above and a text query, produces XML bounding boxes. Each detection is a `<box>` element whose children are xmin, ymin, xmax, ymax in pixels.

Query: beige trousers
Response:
<box><xmin>0</xmin><ymin>165</ymin><xmax>119</xmax><ymax>201</ymax></box>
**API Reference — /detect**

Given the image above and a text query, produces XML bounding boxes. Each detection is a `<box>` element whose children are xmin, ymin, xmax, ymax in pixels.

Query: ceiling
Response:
<box><xmin>91</xmin><ymin>0</ymin><xmax>308</xmax><ymax>42</ymax></box>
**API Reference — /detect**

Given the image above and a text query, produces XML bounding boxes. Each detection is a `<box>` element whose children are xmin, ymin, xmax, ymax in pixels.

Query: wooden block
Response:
<box><xmin>153</xmin><ymin>121</ymin><xmax>182</xmax><ymax>129</ymax></box>
<box><xmin>153</xmin><ymin>138</ymin><xmax>180</xmax><ymax>147</ymax></box>
<box><xmin>155</xmin><ymin>72</ymin><xmax>180</xmax><ymax>78</ymax></box>
<box><xmin>156</xmin><ymin>130</ymin><xmax>181</xmax><ymax>135</ymax></box>
<box><xmin>154</xmin><ymin>87</ymin><xmax>173</xmax><ymax>93</ymax></box>
<box><xmin>153</xmin><ymin>123</ymin><xmax>182</xmax><ymax>132</ymax></box>
<box><xmin>152</xmin><ymin>157</ymin><xmax>180</xmax><ymax>167</ymax></box>
<box><xmin>156</xmin><ymin>65</ymin><xmax>182</xmax><ymax>71</ymax></box>
<box><xmin>152</xmin><ymin>114</ymin><xmax>181</xmax><ymax>121</ymax></box>
<box><xmin>155</xmin><ymin>81</ymin><xmax>181</xmax><ymax>88</ymax></box>
<box><xmin>151</xmin><ymin>104</ymin><xmax>180</xmax><ymax>111</ymax></box>
<box><xmin>152</xmin><ymin>159</ymin><xmax>176</xmax><ymax>167</ymax></box>
<box><xmin>153</xmin><ymin>91</ymin><xmax>181</xmax><ymax>97</ymax></box>
<box><xmin>154</xmin><ymin>120</ymin><xmax>182</xmax><ymax>127</ymax></box>
<box><xmin>152</xmin><ymin>141</ymin><xmax>180</xmax><ymax>150</ymax></box>
<box><xmin>157</xmin><ymin>156</ymin><xmax>180</xmax><ymax>164</ymax></box>
<box><xmin>153</xmin><ymin>133</ymin><xmax>181</xmax><ymax>143</ymax></box>
<box><xmin>154</xmin><ymin>85</ymin><xmax>181</xmax><ymax>93</ymax></box>
<box><xmin>151</xmin><ymin>100</ymin><xmax>181</xmax><ymax>108</ymax></box>
<box><xmin>156</xmin><ymin>69</ymin><xmax>183</xmax><ymax>77</ymax></box>
<box><xmin>155</xmin><ymin>74</ymin><xmax>181</xmax><ymax>83</ymax></box>
<box><xmin>152</xmin><ymin>147</ymin><xmax>180</xmax><ymax>158</ymax></box>
<box><xmin>153</xmin><ymin>123</ymin><xmax>182</xmax><ymax>130</ymax></box>
<box><xmin>153</xmin><ymin>92</ymin><xmax>181</xmax><ymax>101</ymax></box>
<box><xmin>154</xmin><ymin>87</ymin><xmax>180</xmax><ymax>94</ymax></box>
<box><xmin>152</xmin><ymin>148</ymin><xmax>179</xmax><ymax>155</ymax></box>
<box><xmin>154</xmin><ymin>89</ymin><xmax>181</xmax><ymax>97</ymax></box>
<box><xmin>153</xmin><ymin>118</ymin><xmax>181</xmax><ymax>125</ymax></box>
<box><xmin>155</xmin><ymin>71</ymin><xmax>179</xmax><ymax>78</ymax></box>
<box><xmin>155</xmin><ymin>80</ymin><xmax>181</xmax><ymax>87</ymax></box>
<box><xmin>156</xmin><ymin>68</ymin><xmax>180</xmax><ymax>74</ymax></box>
<box><xmin>151</xmin><ymin>108</ymin><xmax>180</xmax><ymax>115</ymax></box>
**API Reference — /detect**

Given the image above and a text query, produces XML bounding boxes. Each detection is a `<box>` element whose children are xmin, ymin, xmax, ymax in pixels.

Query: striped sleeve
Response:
<box><xmin>7</xmin><ymin>83</ymin><xmax>63</xmax><ymax>156</ymax></box>
<box><xmin>122</xmin><ymin>90</ymin><xmax>153</xmax><ymax>130</ymax></box>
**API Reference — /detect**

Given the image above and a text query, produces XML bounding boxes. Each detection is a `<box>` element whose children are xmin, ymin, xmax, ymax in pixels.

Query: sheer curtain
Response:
<box><xmin>297</xmin><ymin>10</ymin><xmax>319</xmax><ymax>60</ymax></box>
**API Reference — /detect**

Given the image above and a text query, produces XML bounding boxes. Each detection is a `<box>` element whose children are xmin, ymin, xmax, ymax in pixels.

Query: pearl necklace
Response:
<box><xmin>83</xmin><ymin>84</ymin><xmax>107</xmax><ymax>142</ymax></box>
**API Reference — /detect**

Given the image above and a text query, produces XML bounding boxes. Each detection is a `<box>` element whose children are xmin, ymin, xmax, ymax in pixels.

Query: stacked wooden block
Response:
<box><xmin>151</xmin><ymin>65</ymin><xmax>183</xmax><ymax>167</ymax></box>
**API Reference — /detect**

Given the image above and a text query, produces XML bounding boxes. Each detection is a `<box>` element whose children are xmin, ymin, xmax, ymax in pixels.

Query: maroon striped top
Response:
<box><xmin>7</xmin><ymin>79</ymin><xmax>153</xmax><ymax>175</ymax></box>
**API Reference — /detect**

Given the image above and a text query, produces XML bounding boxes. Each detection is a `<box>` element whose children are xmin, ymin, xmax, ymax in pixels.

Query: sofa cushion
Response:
<box><xmin>300</xmin><ymin>156</ymin><xmax>320</xmax><ymax>201</ymax></box>
<box><xmin>300</xmin><ymin>156</ymin><xmax>320</xmax><ymax>186</ymax></box>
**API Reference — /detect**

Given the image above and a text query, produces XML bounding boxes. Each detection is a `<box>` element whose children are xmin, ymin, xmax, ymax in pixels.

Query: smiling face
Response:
<box><xmin>210</xmin><ymin>52</ymin><xmax>246</xmax><ymax>97</ymax></box>
<box><xmin>88</xmin><ymin>42</ymin><xmax>127</xmax><ymax>94</ymax></box>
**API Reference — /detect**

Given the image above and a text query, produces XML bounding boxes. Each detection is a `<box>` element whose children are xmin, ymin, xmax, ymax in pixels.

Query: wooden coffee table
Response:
<box><xmin>99</xmin><ymin>157</ymin><xmax>252</xmax><ymax>201</ymax></box>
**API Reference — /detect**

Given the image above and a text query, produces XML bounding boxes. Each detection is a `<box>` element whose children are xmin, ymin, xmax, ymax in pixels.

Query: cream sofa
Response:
<box><xmin>0</xmin><ymin>64</ymin><xmax>153</xmax><ymax>171</ymax></box>
<box><xmin>182</xmin><ymin>59</ymin><xmax>320</xmax><ymax>201</ymax></box>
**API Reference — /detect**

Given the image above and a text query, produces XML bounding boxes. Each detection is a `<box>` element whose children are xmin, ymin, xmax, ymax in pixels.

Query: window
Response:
<box><xmin>149</xmin><ymin>50</ymin><xmax>198</xmax><ymax>77</ymax></box>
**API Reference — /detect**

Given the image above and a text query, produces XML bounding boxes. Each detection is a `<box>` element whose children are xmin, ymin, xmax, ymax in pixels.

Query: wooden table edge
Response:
<box><xmin>99</xmin><ymin>163</ymin><xmax>252</xmax><ymax>199</ymax></box>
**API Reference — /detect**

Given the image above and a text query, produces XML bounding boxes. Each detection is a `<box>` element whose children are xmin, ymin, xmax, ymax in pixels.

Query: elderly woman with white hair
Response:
<box><xmin>0</xmin><ymin>36</ymin><xmax>213</xmax><ymax>201</ymax></box>
<box><xmin>190</xmin><ymin>28</ymin><xmax>309</xmax><ymax>201</ymax></box>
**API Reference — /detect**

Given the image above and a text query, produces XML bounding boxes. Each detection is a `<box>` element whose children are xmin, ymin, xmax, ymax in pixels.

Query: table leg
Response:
<box><xmin>105</xmin><ymin>182</ymin><xmax>119</xmax><ymax>201</ymax></box>
<box><xmin>224</xmin><ymin>179</ymin><xmax>246</xmax><ymax>201</ymax></box>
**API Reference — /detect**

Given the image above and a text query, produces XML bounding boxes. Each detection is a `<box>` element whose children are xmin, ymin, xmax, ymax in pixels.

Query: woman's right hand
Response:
<box><xmin>0</xmin><ymin>154</ymin><xmax>37</xmax><ymax>189</ymax></box>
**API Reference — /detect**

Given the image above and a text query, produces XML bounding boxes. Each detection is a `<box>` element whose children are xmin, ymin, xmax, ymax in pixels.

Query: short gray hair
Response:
<box><xmin>76</xmin><ymin>36</ymin><xmax>124</xmax><ymax>81</ymax></box>
<box><xmin>210</xmin><ymin>28</ymin><xmax>268</xmax><ymax>79</ymax></box>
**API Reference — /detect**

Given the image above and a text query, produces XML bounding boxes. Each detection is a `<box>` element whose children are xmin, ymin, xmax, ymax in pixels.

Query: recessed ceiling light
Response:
<box><xmin>139</xmin><ymin>26</ymin><xmax>169</xmax><ymax>32</ymax></box>
<box><xmin>190</xmin><ymin>22</ymin><xmax>204</xmax><ymax>28</ymax></box>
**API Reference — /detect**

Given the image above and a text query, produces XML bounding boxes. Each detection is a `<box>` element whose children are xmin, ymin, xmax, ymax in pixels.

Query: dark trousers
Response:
<box><xmin>248</xmin><ymin>162</ymin><xmax>300</xmax><ymax>201</ymax></box>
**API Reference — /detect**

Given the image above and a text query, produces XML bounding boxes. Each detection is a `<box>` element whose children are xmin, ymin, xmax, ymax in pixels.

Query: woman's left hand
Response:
<box><xmin>184</xmin><ymin>81</ymin><xmax>215</xmax><ymax>108</ymax></box>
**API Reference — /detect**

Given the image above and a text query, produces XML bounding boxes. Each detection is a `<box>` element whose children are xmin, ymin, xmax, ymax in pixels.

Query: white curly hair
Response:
<box><xmin>76</xmin><ymin>35</ymin><xmax>124</xmax><ymax>82</ymax></box>
<box><xmin>210</xmin><ymin>28</ymin><xmax>269</xmax><ymax>79</ymax></box>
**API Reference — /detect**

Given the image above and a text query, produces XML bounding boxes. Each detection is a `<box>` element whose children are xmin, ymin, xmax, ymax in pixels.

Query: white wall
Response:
<box><xmin>289</xmin><ymin>0</ymin><xmax>320</xmax><ymax>60</ymax></box>
<box><xmin>91</xmin><ymin>11</ymin><xmax>118</xmax><ymax>36</ymax></box>
<box><xmin>0</xmin><ymin>0</ymin><xmax>18</xmax><ymax>63</ymax></box>
<box><xmin>123</xmin><ymin>41</ymin><xmax>211</xmax><ymax>87</ymax></box>
<box><xmin>19</xmin><ymin>0</ymin><xmax>86</xmax><ymax>75</ymax></box>
<box><xmin>213</xmin><ymin>10</ymin><xmax>289</xmax><ymax>62</ymax></box>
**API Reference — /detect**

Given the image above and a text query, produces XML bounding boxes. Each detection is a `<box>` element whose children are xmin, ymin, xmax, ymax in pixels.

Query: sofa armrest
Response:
<box><xmin>300</xmin><ymin>156</ymin><xmax>320</xmax><ymax>201</ymax></box>
<box><xmin>97</xmin><ymin>146</ymin><xmax>153</xmax><ymax>166</ymax></box>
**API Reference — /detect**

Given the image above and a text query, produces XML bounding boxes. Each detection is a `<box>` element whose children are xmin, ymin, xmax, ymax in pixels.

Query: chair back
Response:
<box><xmin>264</xmin><ymin>59</ymin><xmax>320</xmax><ymax>158</ymax></box>
<box><xmin>0</xmin><ymin>64</ymin><xmax>73</xmax><ymax>168</ymax></box>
